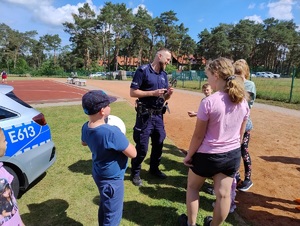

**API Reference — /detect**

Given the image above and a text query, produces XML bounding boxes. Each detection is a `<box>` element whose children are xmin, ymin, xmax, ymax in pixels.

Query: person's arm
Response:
<box><xmin>184</xmin><ymin>119</ymin><xmax>208</xmax><ymax>166</ymax></box>
<box><xmin>122</xmin><ymin>143</ymin><xmax>137</xmax><ymax>158</ymax></box>
<box><xmin>163</xmin><ymin>87</ymin><xmax>174</xmax><ymax>100</ymax></box>
<box><xmin>130</xmin><ymin>88</ymin><xmax>167</xmax><ymax>98</ymax></box>
<box><xmin>2</xmin><ymin>209</ymin><xmax>11</xmax><ymax>217</ymax></box>
<box><xmin>240</xmin><ymin>120</ymin><xmax>247</xmax><ymax>144</ymax></box>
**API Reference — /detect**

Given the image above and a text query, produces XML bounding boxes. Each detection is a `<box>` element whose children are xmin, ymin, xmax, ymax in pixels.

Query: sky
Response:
<box><xmin>0</xmin><ymin>0</ymin><xmax>299</xmax><ymax>46</ymax></box>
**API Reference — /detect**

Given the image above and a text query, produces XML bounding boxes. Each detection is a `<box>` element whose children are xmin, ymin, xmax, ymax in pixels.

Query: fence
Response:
<box><xmin>171</xmin><ymin>69</ymin><xmax>300</xmax><ymax>104</ymax></box>
<box><xmin>171</xmin><ymin>70</ymin><xmax>208</xmax><ymax>90</ymax></box>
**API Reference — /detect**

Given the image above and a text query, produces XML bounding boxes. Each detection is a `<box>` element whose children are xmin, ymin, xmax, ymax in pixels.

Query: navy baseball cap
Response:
<box><xmin>82</xmin><ymin>90</ymin><xmax>117</xmax><ymax>115</ymax></box>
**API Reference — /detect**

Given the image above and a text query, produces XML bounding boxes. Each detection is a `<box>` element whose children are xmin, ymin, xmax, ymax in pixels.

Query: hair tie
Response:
<box><xmin>226</xmin><ymin>75</ymin><xmax>236</xmax><ymax>82</ymax></box>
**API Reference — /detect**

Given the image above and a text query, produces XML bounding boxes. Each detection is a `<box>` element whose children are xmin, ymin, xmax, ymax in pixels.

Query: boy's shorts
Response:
<box><xmin>191</xmin><ymin>147</ymin><xmax>241</xmax><ymax>178</ymax></box>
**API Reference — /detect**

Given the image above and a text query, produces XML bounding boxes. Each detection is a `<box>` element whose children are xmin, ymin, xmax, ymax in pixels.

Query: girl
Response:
<box><xmin>179</xmin><ymin>57</ymin><xmax>249</xmax><ymax>226</ymax></box>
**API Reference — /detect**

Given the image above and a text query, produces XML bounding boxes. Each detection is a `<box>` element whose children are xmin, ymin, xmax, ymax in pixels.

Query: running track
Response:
<box><xmin>5</xmin><ymin>80</ymin><xmax>88</xmax><ymax>104</ymax></box>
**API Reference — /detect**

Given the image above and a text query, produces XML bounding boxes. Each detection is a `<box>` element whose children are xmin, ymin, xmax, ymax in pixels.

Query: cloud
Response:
<box><xmin>259</xmin><ymin>2</ymin><xmax>266</xmax><ymax>10</ymax></box>
<box><xmin>267</xmin><ymin>0</ymin><xmax>294</xmax><ymax>20</ymax></box>
<box><xmin>2</xmin><ymin>0</ymin><xmax>98</xmax><ymax>27</ymax></box>
<box><xmin>197</xmin><ymin>18</ymin><xmax>204</xmax><ymax>24</ymax></box>
<box><xmin>245</xmin><ymin>15</ymin><xmax>263</xmax><ymax>24</ymax></box>
<box><xmin>132</xmin><ymin>4</ymin><xmax>153</xmax><ymax>17</ymax></box>
<box><xmin>248</xmin><ymin>3</ymin><xmax>255</xmax><ymax>9</ymax></box>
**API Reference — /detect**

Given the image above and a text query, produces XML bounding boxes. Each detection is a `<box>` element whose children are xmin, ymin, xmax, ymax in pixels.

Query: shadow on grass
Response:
<box><xmin>122</xmin><ymin>200</ymin><xmax>179</xmax><ymax>226</ymax></box>
<box><xmin>163</xmin><ymin>143</ymin><xmax>187</xmax><ymax>157</ymax></box>
<box><xmin>68</xmin><ymin>159</ymin><xmax>92</xmax><ymax>175</ymax></box>
<box><xmin>21</xmin><ymin>199</ymin><xmax>82</xmax><ymax>226</ymax></box>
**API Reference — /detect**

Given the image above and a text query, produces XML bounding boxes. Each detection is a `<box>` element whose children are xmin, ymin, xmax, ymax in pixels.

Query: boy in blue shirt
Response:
<box><xmin>81</xmin><ymin>90</ymin><xmax>136</xmax><ymax>226</ymax></box>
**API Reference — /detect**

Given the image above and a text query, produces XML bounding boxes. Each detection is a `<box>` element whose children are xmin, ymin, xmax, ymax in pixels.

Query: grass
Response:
<box><xmin>17</xmin><ymin>101</ymin><xmax>247</xmax><ymax>226</ymax></box>
<box><xmin>173</xmin><ymin>77</ymin><xmax>300</xmax><ymax>110</ymax></box>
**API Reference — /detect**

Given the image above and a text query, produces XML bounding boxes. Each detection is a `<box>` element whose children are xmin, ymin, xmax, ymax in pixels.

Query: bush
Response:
<box><xmin>165</xmin><ymin>64</ymin><xmax>177</xmax><ymax>74</ymax></box>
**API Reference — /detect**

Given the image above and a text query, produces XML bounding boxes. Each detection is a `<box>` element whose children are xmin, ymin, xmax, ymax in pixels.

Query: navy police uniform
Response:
<box><xmin>130</xmin><ymin>64</ymin><xmax>169</xmax><ymax>177</ymax></box>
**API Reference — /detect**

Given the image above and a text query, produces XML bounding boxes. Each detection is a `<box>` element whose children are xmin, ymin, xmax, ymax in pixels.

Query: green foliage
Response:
<box><xmin>37</xmin><ymin>60</ymin><xmax>65</xmax><ymax>76</ymax></box>
<box><xmin>89</xmin><ymin>63</ymin><xmax>106</xmax><ymax>73</ymax></box>
<box><xmin>173</xmin><ymin>76</ymin><xmax>300</xmax><ymax>108</ymax></box>
<box><xmin>166</xmin><ymin>64</ymin><xmax>177</xmax><ymax>74</ymax></box>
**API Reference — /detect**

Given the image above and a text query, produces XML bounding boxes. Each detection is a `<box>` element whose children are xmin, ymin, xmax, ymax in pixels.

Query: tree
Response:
<box><xmin>229</xmin><ymin>19</ymin><xmax>264</xmax><ymax>65</ymax></box>
<box><xmin>155</xmin><ymin>10</ymin><xmax>179</xmax><ymax>49</ymax></box>
<box><xmin>130</xmin><ymin>6</ymin><xmax>154</xmax><ymax>66</ymax></box>
<box><xmin>63</xmin><ymin>3</ymin><xmax>97</xmax><ymax>69</ymax></box>
<box><xmin>40</xmin><ymin>34</ymin><xmax>61</xmax><ymax>64</ymax></box>
<box><xmin>27</xmin><ymin>39</ymin><xmax>46</xmax><ymax>69</ymax></box>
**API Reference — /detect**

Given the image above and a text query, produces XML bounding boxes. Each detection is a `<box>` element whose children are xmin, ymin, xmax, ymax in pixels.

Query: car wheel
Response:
<box><xmin>3</xmin><ymin>166</ymin><xmax>20</xmax><ymax>198</ymax></box>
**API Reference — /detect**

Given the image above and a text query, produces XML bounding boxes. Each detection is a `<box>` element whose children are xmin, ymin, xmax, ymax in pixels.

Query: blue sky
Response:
<box><xmin>1</xmin><ymin>0</ymin><xmax>299</xmax><ymax>46</ymax></box>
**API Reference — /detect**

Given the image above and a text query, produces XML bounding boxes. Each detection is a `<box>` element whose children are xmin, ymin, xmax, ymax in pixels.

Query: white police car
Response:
<box><xmin>0</xmin><ymin>84</ymin><xmax>56</xmax><ymax>197</ymax></box>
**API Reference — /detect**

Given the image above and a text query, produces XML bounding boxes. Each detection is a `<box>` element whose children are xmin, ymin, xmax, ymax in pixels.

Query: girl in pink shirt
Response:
<box><xmin>179</xmin><ymin>57</ymin><xmax>249</xmax><ymax>226</ymax></box>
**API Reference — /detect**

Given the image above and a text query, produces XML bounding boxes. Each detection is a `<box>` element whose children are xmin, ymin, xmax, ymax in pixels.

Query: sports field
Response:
<box><xmin>7</xmin><ymin>78</ymin><xmax>300</xmax><ymax>225</ymax></box>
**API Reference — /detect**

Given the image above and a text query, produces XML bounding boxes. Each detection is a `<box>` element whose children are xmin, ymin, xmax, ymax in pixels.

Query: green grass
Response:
<box><xmin>252</xmin><ymin>77</ymin><xmax>300</xmax><ymax>104</ymax></box>
<box><xmin>174</xmin><ymin>77</ymin><xmax>300</xmax><ymax>110</ymax></box>
<box><xmin>17</xmin><ymin>101</ymin><xmax>247</xmax><ymax>226</ymax></box>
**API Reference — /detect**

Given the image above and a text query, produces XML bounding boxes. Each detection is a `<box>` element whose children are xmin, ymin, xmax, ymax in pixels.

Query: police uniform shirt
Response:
<box><xmin>130</xmin><ymin>64</ymin><xmax>168</xmax><ymax>109</ymax></box>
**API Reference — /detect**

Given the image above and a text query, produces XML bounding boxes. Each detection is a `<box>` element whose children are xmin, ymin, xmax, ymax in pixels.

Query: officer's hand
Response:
<box><xmin>167</xmin><ymin>87</ymin><xmax>174</xmax><ymax>95</ymax></box>
<box><xmin>153</xmin><ymin>89</ymin><xmax>167</xmax><ymax>97</ymax></box>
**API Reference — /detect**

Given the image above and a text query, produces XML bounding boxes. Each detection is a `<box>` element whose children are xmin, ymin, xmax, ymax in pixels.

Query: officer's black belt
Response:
<box><xmin>146</xmin><ymin>108</ymin><xmax>162</xmax><ymax>115</ymax></box>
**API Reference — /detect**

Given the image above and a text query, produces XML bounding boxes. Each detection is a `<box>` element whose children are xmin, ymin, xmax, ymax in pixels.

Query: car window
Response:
<box><xmin>6</xmin><ymin>91</ymin><xmax>32</xmax><ymax>108</ymax></box>
<box><xmin>0</xmin><ymin>107</ymin><xmax>18</xmax><ymax>120</ymax></box>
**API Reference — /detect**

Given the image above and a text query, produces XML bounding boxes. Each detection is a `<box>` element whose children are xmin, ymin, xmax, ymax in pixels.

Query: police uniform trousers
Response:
<box><xmin>131</xmin><ymin>113</ymin><xmax>166</xmax><ymax>176</ymax></box>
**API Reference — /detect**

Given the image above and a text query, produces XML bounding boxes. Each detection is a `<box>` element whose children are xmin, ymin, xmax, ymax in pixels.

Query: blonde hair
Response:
<box><xmin>233</xmin><ymin>59</ymin><xmax>250</xmax><ymax>80</ymax></box>
<box><xmin>205</xmin><ymin>57</ymin><xmax>247</xmax><ymax>104</ymax></box>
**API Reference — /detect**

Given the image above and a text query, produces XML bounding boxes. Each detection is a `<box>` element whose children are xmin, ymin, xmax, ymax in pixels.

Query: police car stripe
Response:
<box><xmin>13</xmin><ymin>139</ymin><xmax>51</xmax><ymax>156</ymax></box>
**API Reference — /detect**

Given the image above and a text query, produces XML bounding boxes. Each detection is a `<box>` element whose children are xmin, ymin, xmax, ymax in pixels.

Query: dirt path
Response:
<box><xmin>56</xmin><ymin>79</ymin><xmax>300</xmax><ymax>226</ymax></box>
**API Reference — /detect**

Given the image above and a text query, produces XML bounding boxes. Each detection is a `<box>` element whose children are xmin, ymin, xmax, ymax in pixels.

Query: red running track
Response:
<box><xmin>4</xmin><ymin>80</ymin><xmax>88</xmax><ymax>104</ymax></box>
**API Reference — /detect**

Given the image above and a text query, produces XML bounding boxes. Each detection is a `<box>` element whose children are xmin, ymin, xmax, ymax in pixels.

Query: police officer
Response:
<box><xmin>130</xmin><ymin>48</ymin><xmax>174</xmax><ymax>186</ymax></box>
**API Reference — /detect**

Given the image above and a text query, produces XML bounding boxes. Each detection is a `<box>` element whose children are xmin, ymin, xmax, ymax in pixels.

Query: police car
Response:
<box><xmin>0</xmin><ymin>84</ymin><xmax>56</xmax><ymax>197</ymax></box>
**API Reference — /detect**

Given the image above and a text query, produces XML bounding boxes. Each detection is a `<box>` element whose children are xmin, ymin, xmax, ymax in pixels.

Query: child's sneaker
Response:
<box><xmin>203</xmin><ymin>216</ymin><xmax>212</xmax><ymax>226</ymax></box>
<box><xmin>237</xmin><ymin>179</ymin><xmax>253</xmax><ymax>192</ymax></box>
<box><xmin>236</xmin><ymin>179</ymin><xmax>243</xmax><ymax>190</ymax></box>
<box><xmin>178</xmin><ymin>214</ymin><xmax>188</xmax><ymax>226</ymax></box>
<box><xmin>230</xmin><ymin>203</ymin><xmax>236</xmax><ymax>213</ymax></box>
<box><xmin>206</xmin><ymin>187</ymin><xmax>215</xmax><ymax>195</ymax></box>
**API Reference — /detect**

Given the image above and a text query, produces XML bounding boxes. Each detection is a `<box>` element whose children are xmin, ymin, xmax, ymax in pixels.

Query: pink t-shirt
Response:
<box><xmin>0</xmin><ymin>163</ymin><xmax>23</xmax><ymax>226</ymax></box>
<box><xmin>197</xmin><ymin>91</ymin><xmax>249</xmax><ymax>154</ymax></box>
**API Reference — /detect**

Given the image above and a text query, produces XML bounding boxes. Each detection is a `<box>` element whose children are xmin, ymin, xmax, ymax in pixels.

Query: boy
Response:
<box><xmin>0</xmin><ymin>128</ymin><xmax>25</xmax><ymax>226</ymax></box>
<box><xmin>81</xmin><ymin>90</ymin><xmax>136</xmax><ymax>226</ymax></box>
<box><xmin>187</xmin><ymin>83</ymin><xmax>212</xmax><ymax>117</ymax></box>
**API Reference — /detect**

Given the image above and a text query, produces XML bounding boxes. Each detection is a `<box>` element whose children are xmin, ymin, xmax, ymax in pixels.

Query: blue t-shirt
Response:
<box><xmin>130</xmin><ymin>64</ymin><xmax>169</xmax><ymax>109</ymax></box>
<box><xmin>81</xmin><ymin>123</ymin><xmax>129</xmax><ymax>180</ymax></box>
